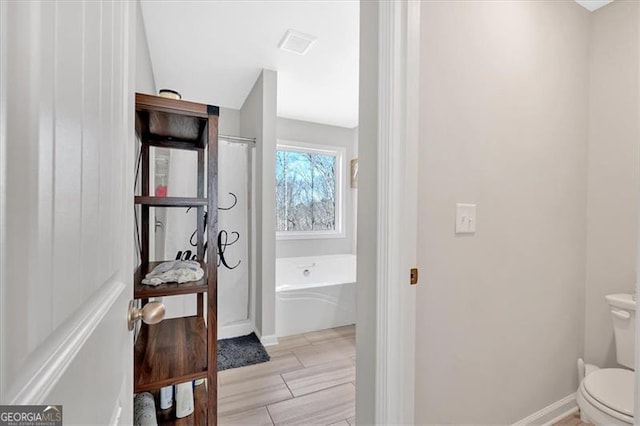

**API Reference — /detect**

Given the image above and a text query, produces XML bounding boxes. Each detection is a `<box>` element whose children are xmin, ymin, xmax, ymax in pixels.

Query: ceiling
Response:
<box><xmin>574</xmin><ymin>0</ymin><xmax>613</xmax><ymax>11</ymax></box>
<box><xmin>140</xmin><ymin>1</ymin><xmax>359</xmax><ymax>129</ymax></box>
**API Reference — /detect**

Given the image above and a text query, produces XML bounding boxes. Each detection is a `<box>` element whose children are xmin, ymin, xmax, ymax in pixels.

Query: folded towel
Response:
<box><xmin>141</xmin><ymin>260</ymin><xmax>205</xmax><ymax>286</ymax></box>
<box><xmin>148</xmin><ymin>260</ymin><xmax>201</xmax><ymax>274</ymax></box>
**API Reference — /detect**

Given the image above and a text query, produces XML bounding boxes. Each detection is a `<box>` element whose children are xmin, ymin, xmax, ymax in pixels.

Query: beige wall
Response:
<box><xmin>416</xmin><ymin>2</ymin><xmax>590</xmax><ymax>423</ymax></box>
<box><xmin>585</xmin><ymin>0</ymin><xmax>640</xmax><ymax>368</ymax></box>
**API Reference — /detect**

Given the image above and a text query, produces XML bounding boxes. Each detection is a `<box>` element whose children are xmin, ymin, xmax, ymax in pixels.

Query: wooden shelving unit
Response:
<box><xmin>133</xmin><ymin>93</ymin><xmax>218</xmax><ymax>425</ymax></box>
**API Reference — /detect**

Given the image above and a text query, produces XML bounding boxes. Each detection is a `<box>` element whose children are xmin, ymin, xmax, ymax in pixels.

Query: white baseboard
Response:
<box><xmin>252</xmin><ymin>326</ymin><xmax>278</xmax><ymax>346</ymax></box>
<box><xmin>218</xmin><ymin>319</ymin><xmax>254</xmax><ymax>339</ymax></box>
<box><xmin>541</xmin><ymin>407</ymin><xmax>579</xmax><ymax>426</ymax></box>
<box><xmin>512</xmin><ymin>393</ymin><xmax>578</xmax><ymax>426</ymax></box>
<box><xmin>256</xmin><ymin>332</ymin><xmax>278</xmax><ymax>347</ymax></box>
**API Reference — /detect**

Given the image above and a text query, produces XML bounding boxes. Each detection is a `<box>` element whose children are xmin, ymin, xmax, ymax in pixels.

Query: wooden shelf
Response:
<box><xmin>134</xmin><ymin>261</ymin><xmax>208</xmax><ymax>299</ymax></box>
<box><xmin>135</xmin><ymin>93</ymin><xmax>219</xmax><ymax>151</ymax></box>
<box><xmin>136</xmin><ymin>93</ymin><xmax>215</xmax><ymax>119</ymax></box>
<box><xmin>146</xmin><ymin>136</ymin><xmax>204</xmax><ymax>152</ymax></box>
<box><xmin>134</xmin><ymin>196</ymin><xmax>207</xmax><ymax>207</ymax></box>
<box><xmin>135</xmin><ymin>317</ymin><xmax>208</xmax><ymax>392</ymax></box>
<box><xmin>134</xmin><ymin>92</ymin><xmax>218</xmax><ymax>422</ymax></box>
<box><xmin>154</xmin><ymin>384</ymin><xmax>207</xmax><ymax>426</ymax></box>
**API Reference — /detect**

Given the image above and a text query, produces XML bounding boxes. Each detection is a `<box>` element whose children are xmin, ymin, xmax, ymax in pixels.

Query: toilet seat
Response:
<box><xmin>581</xmin><ymin>368</ymin><xmax>634</xmax><ymax>423</ymax></box>
<box><xmin>583</xmin><ymin>368</ymin><xmax>633</xmax><ymax>417</ymax></box>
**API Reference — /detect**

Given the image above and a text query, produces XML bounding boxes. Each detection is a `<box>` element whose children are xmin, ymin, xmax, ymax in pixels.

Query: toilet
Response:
<box><xmin>577</xmin><ymin>294</ymin><xmax>635</xmax><ymax>425</ymax></box>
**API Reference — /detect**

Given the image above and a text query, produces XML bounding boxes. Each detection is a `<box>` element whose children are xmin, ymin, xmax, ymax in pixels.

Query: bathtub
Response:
<box><xmin>276</xmin><ymin>254</ymin><xmax>357</xmax><ymax>337</ymax></box>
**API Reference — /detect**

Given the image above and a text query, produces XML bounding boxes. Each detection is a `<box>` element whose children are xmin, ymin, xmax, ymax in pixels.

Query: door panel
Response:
<box><xmin>80</xmin><ymin>0</ymin><xmax>103</xmax><ymax>303</ymax></box>
<box><xmin>0</xmin><ymin>1</ymin><xmax>135</xmax><ymax>424</ymax></box>
<box><xmin>52</xmin><ymin>1</ymin><xmax>84</xmax><ymax>327</ymax></box>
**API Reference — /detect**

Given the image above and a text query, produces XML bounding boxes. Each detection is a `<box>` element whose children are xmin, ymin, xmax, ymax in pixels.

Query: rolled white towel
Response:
<box><xmin>134</xmin><ymin>392</ymin><xmax>157</xmax><ymax>426</ymax></box>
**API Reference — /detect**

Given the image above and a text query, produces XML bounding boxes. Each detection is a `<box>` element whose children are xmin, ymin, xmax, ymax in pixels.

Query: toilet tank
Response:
<box><xmin>606</xmin><ymin>293</ymin><xmax>636</xmax><ymax>369</ymax></box>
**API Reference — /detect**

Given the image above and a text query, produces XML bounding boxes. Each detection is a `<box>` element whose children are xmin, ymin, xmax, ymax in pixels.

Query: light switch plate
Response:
<box><xmin>456</xmin><ymin>203</ymin><xmax>477</xmax><ymax>234</ymax></box>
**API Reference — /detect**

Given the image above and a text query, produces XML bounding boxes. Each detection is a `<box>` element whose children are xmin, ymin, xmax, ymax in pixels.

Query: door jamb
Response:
<box><xmin>634</xmin><ymin>0</ymin><xmax>640</xmax><ymax>418</ymax></box>
<box><xmin>375</xmin><ymin>0</ymin><xmax>420</xmax><ymax>424</ymax></box>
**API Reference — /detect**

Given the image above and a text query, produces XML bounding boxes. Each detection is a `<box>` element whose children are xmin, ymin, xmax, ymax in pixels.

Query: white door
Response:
<box><xmin>0</xmin><ymin>1</ymin><xmax>135</xmax><ymax>424</ymax></box>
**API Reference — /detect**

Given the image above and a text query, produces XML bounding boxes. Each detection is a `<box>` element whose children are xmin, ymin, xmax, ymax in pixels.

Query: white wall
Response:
<box><xmin>240</xmin><ymin>70</ymin><xmax>278</xmax><ymax>340</ymax></box>
<box><xmin>135</xmin><ymin>1</ymin><xmax>156</xmax><ymax>95</ymax></box>
<box><xmin>135</xmin><ymin>0</ymin><xmax>157</xmax><ymax>267</ymax></box>
<box><xmin>415</xmin><ymin>2</ymin><xmax>590</xmax><ymax>423</ymax></box>
<box><xmin>585</xmin><ymin>1</ymin><xmax>640</xmax><ymax>368</ymax></box>
<box><xmin>355</xmin><ymin>1</ymin><xmax>378</xmax><ymax>424</ymax></box>
<box><xmin>276</xmin><ymin>118</ymin><xmax>358</xmax><ymax>258</ymax></box>
<box><xmin>220</xmin><ymin>107</ymin><xmax>241</xmax><ymax>135</ymax></box>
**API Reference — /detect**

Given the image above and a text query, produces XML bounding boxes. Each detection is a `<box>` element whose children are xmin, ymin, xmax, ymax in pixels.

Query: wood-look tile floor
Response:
<box><xmin>553</xmin><ymin>412</ymin><xmax>593</xmax><ymax>426</ymax></box>
<box><xmin>218</xmin><ymin>325</ymin><xmax>356</xmax><ymax>426</ymax></box>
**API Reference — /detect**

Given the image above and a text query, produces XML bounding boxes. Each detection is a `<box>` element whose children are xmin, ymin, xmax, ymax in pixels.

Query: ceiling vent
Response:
<box><xmin>278</xmin><ymin>29</ymin><xmax>316</xmax><ymax>55</ymax></box>
<box><xmin>574</xmin><ymin>0</ymin><xmax>613</xmax><ymax>11</ymax></box>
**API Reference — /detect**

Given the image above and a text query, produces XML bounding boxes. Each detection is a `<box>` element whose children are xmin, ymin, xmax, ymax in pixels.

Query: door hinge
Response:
<box><xmin>410</xmin><ymin>268</ymin><xmax>418</xmax><ymax>285</ymax></box>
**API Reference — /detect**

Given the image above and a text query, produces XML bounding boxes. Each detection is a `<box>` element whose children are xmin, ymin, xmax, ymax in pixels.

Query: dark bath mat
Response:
<box><xmin>217</xmin><ymin>332</ymin><xmax>270</xmax><ymax>371</ymax></box>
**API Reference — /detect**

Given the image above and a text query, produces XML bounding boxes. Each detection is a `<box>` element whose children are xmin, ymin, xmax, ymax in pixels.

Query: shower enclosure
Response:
<box><xmin>151</xmin><ymin>135</ymin><xmax>256</xmax><ymax>338</ymax></box>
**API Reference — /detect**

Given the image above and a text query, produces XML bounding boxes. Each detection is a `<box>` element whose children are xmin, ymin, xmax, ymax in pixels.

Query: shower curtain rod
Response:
<box><xmin>219</xmin><ymin>134</ymin><xmax>256</xmax><ymax>144</ymax></box>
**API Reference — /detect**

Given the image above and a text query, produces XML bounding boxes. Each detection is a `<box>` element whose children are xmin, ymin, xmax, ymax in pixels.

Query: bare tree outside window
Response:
<box><xmin>276</xmin><ymin>148</ymin><xmax>337</xmax><ymax>232</ymax></box>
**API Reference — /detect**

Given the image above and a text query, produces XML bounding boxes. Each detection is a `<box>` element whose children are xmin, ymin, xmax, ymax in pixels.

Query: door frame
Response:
<box><xmin>636</xmin><ymin>1</ymin><xmax>640</xmax><ymax>418</ymax></box>
<box><xmin>372</xmin><ymin>0</ymin><xmax>420</xmax><ymax>424</ymax></box>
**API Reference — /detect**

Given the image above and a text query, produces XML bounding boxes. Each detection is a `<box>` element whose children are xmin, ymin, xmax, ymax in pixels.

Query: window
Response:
<box><xmin>276</xmin><ymin>141</ymin><xmax>344</xmax><ymax>238</ymax></box>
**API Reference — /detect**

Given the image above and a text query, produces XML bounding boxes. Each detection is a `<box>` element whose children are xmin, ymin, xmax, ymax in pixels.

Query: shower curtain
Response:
<box><xmin>217</xmin><ymin>140</ymin><xmax>250</xmax><ymax>325</ymax></box>
<box><xmin>161</xmin><ymin>140</ymin><xmax>251</xmax><ymax>329</ymax></box>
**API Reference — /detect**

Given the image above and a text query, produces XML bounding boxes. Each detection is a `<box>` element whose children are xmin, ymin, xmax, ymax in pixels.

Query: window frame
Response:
<box><xmin>275</xmin><ymin>139</ymin><xmax>346</xmax><ymax>240</ymax></box>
